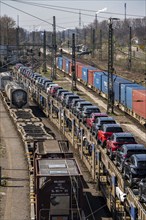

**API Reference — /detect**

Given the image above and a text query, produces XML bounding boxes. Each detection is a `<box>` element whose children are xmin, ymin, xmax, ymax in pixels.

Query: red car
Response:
<box><xmin>86</xmin><ymin>112</ymin><xmax>108</xmax><ymax>130</ymax></box>
<box><xmin>106</xmin><ymin>132</ymin><xmax>137</xmax><ymax>159</ymax></box>
<box><xmin>97</xmin><ymin>124</ymin><xmax>123</xmax><ymax>147</ymax></box>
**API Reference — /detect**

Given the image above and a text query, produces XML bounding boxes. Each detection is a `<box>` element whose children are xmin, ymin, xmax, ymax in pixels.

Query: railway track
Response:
<box><xmin>13</xmin><ymin>63</ymin><xmax>146</xmax><ymax>220</ymax></box>
<box><xmin>0</xmin><ymin>86</ymin><xmax>112</xmax><ymax>220</ymax></box>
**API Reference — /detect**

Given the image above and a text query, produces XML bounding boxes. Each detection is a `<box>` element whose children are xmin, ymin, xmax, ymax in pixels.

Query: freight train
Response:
<box><xmin>57</xmin><ymin>56</ymin><xmax>146</xmax><ymax>126</ymax></box>
<box><xmin>0</xmin><ymin>76</ymin><xmax>84</xmax><ymax>220</ymax></box>
<box><xmin>13</xmin><ymin>63</ymin><xmax>146</xmax><ymax>219</ymax></box>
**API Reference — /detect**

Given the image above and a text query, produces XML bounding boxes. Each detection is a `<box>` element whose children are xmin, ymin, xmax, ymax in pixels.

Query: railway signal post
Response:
<box><xmin>107</xmin><ymin>18</ymin><xmax>119</xmax><ymax>114</ymax></box>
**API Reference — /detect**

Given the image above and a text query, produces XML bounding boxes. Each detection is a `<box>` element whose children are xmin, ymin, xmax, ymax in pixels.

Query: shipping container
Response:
<box><xmin>76</xmin><ymin>63</ymin><xmax>84</xmax><ymax>80</ymax></box>
<box><xmin>101</xmin><ymin>73</ymin><xmax>117</xmax><ymax>95</ymax></box>
<box><xmin>93</xmin><ymin>71</ymin><xmax>104</xmax><ymax>91</ymax></box>
<box><xmin>132</xmin><ymin>90</ymin><xmax>146</xmax><ymax>119</ymax></box>
<box><xmin>114</xmin><ymin>77</ymin><xmax>131</xmax><ymax>102</ymax></box>
<box><xmin>87</xmin><ymin>69</ymin><xmax>101</xmax><ymax>86</ymax></box>
<box><xmin>66</xmin><ymin>59</ymin><xmax>71</xmax><ymax>74</ymax></box>
<box><xmin>120</xmin><ymin>83</ymin><xmax>140</xmax><ymax>106</ymax></box>
<box><xmin>82</xmin><ymin>66</ymin><xmax>96</xmax><ymax>83</ymax></box>
<box><xmin>57</xmin><ymin>57</ymin><xmax>63</xmax><ymax>70</ymax></box>
<box><xmin>62</xmin><ymin>57</ymin><xmax>67</xmax><ymax>72</ymax></box>
<box><xmin>126</xmin><ymin>85</ymin><xmax>145</xmax><ymax>109</ymax></box>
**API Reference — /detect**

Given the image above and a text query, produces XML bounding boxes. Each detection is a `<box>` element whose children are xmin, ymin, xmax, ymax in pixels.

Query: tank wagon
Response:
<box><xmin>0</xmin><ymin>72</ymin><xmax>13</xmax><ymax>90</ymax></box>
<box><xmin>5</xmin><ymin>81</ymin><xmax>28</xmax><ymax>108</ymax></box>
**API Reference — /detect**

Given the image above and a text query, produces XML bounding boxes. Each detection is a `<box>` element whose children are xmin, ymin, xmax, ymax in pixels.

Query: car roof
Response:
<box><xmin>114</xmin><ymin>132</ymin><xmax>134</xmax><ymax>137</ymax></box>
<box><xmin>122</xmin><ymin>144</ymin><xmax>145</xmax><ymax>149</ymax></box>
<box><xmin>99</xmin><ymin>117</ymin><xmax>115</xmax><ymax>121</ymax></box>
<box><xmin>132</xmin><ymin>154</ymin><xmax>146</xmax><ymax>161</ymax></box>
<box><xmin>83</xmin><ymin>105</ymin><xmax>98</xmax><ymax>109</ymax></box>
<box><xmin>78</xmin><ymin>101</ymin><xmax>92</xmax><ymax>104</ymax></box>
<box><xmin>66</xmin><ymin>94</ymin><xmax>79</xmax><ymax>98</ymax></box>
<box><xmin>103</xmin><ymin>124</ymin><xmax>121</xmax><ymax>128</ymax></box>
<box><xmin>91</xmin><ymin>112</ymin><xmax>107</xmax><ymax>117</ymax></box>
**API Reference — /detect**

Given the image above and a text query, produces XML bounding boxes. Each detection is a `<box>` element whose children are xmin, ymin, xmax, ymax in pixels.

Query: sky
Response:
<box><xmin>0</xmin><ymin>0</ymin><xmax>145</xmax><ymax>31</ymax></box>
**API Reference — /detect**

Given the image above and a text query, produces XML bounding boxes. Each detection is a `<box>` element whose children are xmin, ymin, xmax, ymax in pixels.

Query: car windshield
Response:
<box><xmin>138</xmin><ymin>161</ymin><xmax>146</xmax><ymax>168</ymax></box>
<box><xmin>116</xmin><ymin>137</ymin><xmax>135</xmax><ymax>142</ymax></box>
<box><xmin>106</xmin><ymin>127</ymin><xmax>123</xmax><ymax>132</ymax></box>
<box><xmin>86</xmin><ymin>108</ymin><xmax>99</xmax><ymax>112</ymax></box>
<box><xmin>101</xmin><ymin>120</ymin><xmax>115</xmax><ymax>125</ymax></box>
<box><xmin>127</xmin><ymin>150</ymin><xmax>146</xmax><ymax>156</ymax></box>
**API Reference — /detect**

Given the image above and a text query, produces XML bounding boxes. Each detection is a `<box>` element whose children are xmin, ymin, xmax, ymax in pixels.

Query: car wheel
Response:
<box><xmin>123</xmin><ymin>168</ymin><xmax>127</xmax><ymax>179</ymax></box>
<box><xmin>129</xmin><ymin>173</ymin><xmax>133</xmax><ymax>186</ymax></box>
<box><xmin>109</xmin><ymin>150</ymin><xmax>113</xmax><ymax>160</ymax></box>
<box><xmin>97</xmin><ymin>139</ymin><xmax>100</xmax><ymax>145</ymax></box>
<box><xmin>119</xmin><ymin>162</ymin><xmax>123</xmax><ymax>172</ymax></box>
<box><xmin>102</xmin><ymin>141</ymin><xmax>106</xmax><ymax>148</ymax></box>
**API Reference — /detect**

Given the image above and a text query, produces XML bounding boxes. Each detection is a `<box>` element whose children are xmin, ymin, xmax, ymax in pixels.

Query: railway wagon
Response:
<box><xmin>34</xmin><ymin>140</ymin><xmax>83</xmax><ymax>220</ymax></box>
<box><xmin>57</xmin><ymin>56</ymin><xmax>146</xmax><ymax>125</ymax></box>
<box><xmin>0</xmin><ymin>72</ymin><xmax>13</xmax><ymax>90</ymax></box>
<box><xmin>5</xmin><ymin>81</ymin><xmax>28</xmax><ymax>108</ymax></box>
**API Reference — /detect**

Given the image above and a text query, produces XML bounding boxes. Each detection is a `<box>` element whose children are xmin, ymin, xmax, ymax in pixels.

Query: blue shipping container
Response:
<box><xmin>82</xmin><ymin>66</ymin><xmax>95</xmax><ymax>83</ymax></box>
<box><xmin>58</xmin><ymin>57</ymin><xmax>63</xmax><ymax>70</ymax></box>
<box><xmin>93</xmin><ymin>72</ymin><xmax>104</xmax><ymax>91</ymax></box>
<box><xmin>126</xmin><ymin>85</ymin><xmax>145</xmax><ymax>109</ymax></box>
<box><xmin>114</xmin><ymin>77</ymin><xmax>131</xmax><ymax>102</ymax></box>
<box><xmin>102</xmin><ymin>73</ymin><xmax>117</xmax><ymax>95</ymax></box>
<box><xmin>120</xmin><ymin>83</ymin><xmax>140</xmax><ymax>106</ymax></box>
<box><xmin>66</xmin><ymin>59</ymin><xmax>71</xmax><ymax>73</ymax></box>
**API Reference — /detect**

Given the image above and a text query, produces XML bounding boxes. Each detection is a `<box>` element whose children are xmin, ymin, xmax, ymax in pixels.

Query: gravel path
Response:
<box><xmin>0</xmin><ymin>98</ymin><xmax>30</xmax><ymax>220</ymax></box>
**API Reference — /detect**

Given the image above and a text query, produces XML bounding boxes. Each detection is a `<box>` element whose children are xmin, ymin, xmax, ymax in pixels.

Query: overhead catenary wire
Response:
<box><xmin>8</xmin><ymin>0</ymin><xmax>145</xmax><ymax>18</ymax></box>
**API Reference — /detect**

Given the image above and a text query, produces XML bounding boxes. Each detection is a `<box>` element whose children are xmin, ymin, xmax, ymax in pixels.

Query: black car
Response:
<box><xmin>64</xmin><ymin>95</ymin><xmax>80</xmax><ymax>108</ymax></box>
<box><xmin>60</xmin><ymin>92</ymin><xmax>74</xmax><ymax>105</ymax></box>
<box><xmin>73</xmin><ymin>101</ymin><xmax>92</xmax><ymax>117</ymax></box>
<box><xmin>123</xmin><ymin>154</ymin><xmax>146</xmax><ymax>186</ymax></box>
<box><xmin>71</xmin><ymin>99</ymin><xmax>85</xmax><ymax>113</ymax></box>
<box><xmin>79</xmin><ymin>105</ymin><xmax>100</xmax><ymax>123</ymax></box>
<box><xmin>91</xmin><ymin>117</ymin><xmax>116</xmax><ymax>137</ymax></box>
<box><xmin>55</xmin><ymin>89</ymin><xmax>68</xmax><ymax>100</ymax></box>
<box><xmin>116</xmin><ymin>144</ymin><xmax>146</xmax><ymax>171</ymax></box>
<box><xmin>139</xmin><ymin>178</ymin><xmax>146</xmax><ymax>203</ymax></box>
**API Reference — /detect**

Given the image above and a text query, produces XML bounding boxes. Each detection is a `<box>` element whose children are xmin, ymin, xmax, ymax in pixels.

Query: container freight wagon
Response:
<box><xmin>34</xmin><ymin>141</ymin><xmax>83</xmax><ymax>220</ymax></box>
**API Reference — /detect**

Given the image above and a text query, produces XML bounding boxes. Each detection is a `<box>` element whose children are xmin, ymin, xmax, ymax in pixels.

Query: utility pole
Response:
<box><xmin>95</xmin><ymin>13</ymin><xmax>98</xmax><ymax>30</ymax></box>
<box><xmin>124</xmin><ymin>3</ymin><xmax>127</xmax><ymax>21</ymax></box>
<box><xmin>16</xmin><ymin>15</ymin><xmax>19</xmax><ymax>62</ymax></box>
<box><xmin>99</xmin><ymin>29</ymin><xmax>102</xmax><ymax>61</ymax></box>
<box><xmin>43</xmin><ymin>30</ymin><xmax>47</xmax><ymax>73</ymax></box>
<box><xmin>107</xmin><ymin>18</ymin><xmax>117</xmax><ymax>114</ymax></box>
<box><xmin>76</xmin><ymin>28</ymin><xmax>78</xmax><ymax>45</ymax></box>
<box><xmin>92</xmin><ymin>28</ymin><xmax>95</xmax><ymax>58</ymax></box>
<box><xmin>128</xmin><ymin>26</ymin><xmax>132</xmax><ymax>71</ymax></box>
<box><xmin>84</xmin><ymin>27</ymin><xmax>86</xmax><ymax>45</ymax></box>
<box><xmin>52</xmin><ymin>16</ymin><xmax>57</xmax><ymax>80</ymax></box>
<box><xmin>71</xmin><ymin>33</ymin><xmax>76</xmax><ymax>91</ymax></box>
<box><xmin>32</xmin><ymin>27</ymin><xmax>35</xmax><ymax>68</ymax></box>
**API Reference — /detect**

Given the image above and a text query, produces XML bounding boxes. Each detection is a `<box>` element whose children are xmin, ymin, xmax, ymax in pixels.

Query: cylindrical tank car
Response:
<box><xmin>5</xmin><ymin>81</ymin><xmax>28</xmax><ymax>108</ymax></box>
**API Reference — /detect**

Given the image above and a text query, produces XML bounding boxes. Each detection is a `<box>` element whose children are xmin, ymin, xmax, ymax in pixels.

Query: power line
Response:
<box><xmin>10</xmin><ymin>0</ymin><xmax>145</xmax><ymax>18</ymax></box>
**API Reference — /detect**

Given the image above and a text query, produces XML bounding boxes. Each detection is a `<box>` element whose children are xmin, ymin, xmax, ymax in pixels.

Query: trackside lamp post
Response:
<box><xmin>107</xmin><ymin>17</ymin><xmax>119</xmax><ymax>114</ymax></box>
